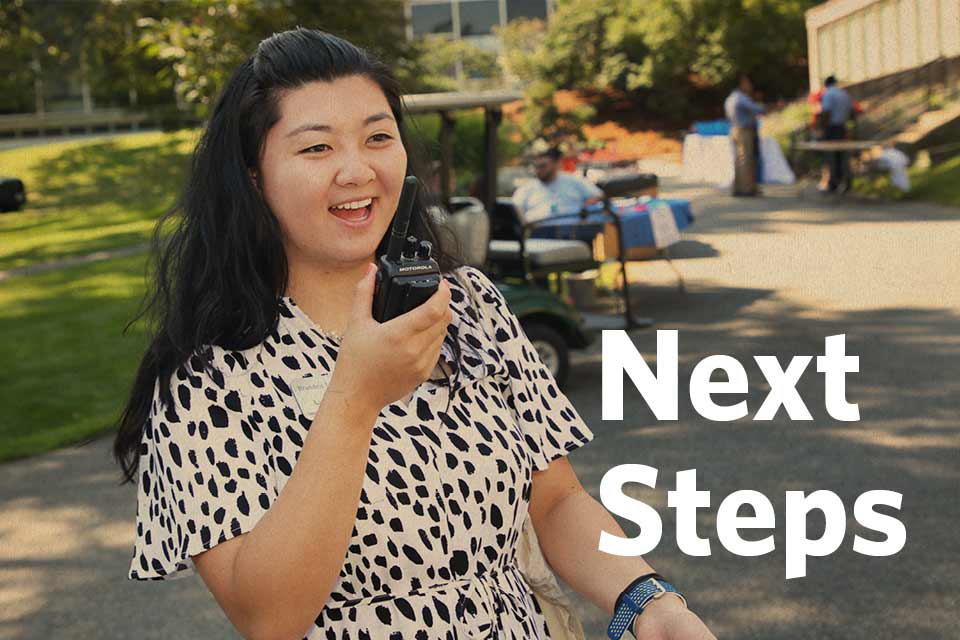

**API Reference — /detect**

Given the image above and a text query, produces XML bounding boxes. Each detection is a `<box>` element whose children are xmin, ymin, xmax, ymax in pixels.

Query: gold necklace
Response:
<box><xmin>282</xmin><ymin>295</ymin><xmax>344</xmax><ymax>342</ymax></box>
<box><xmin>318</xmin><ymin>328</ymin><xmax>344</xmax><ymax>342</ymax></box>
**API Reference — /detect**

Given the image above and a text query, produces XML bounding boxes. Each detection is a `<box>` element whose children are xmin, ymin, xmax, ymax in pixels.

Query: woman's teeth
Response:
<box><xmin>330</xmin><ymin>197</ymin><xmax>372</xmax><ymax>211</ymax></box>
<box><xmin>329</xmin><ymin>198</ymin><xmax>374</xmax><ymax>221</ymax></box>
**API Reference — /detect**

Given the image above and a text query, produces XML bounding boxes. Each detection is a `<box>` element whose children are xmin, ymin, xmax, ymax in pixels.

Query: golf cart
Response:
<box><xmin>436</xmin><ymin>194</ymin><xmax>590</xmax><ymax>388</ymax></box>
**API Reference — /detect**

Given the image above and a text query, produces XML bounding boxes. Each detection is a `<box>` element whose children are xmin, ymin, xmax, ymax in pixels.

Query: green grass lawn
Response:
<box><xmin>0</xmin><ymin>254</ymin><xmax>150</xmax><ymax>462</ymax></box>
<box><xmin>0</xmin><ymin>130</ymin><xmax>197</xmax><ymax>271</ymax></box>
<box><xmin>908</xmin><ymin>154</ymin><xmax>960</xmax><ymax>207</ymax></box>
<box><xmin>853</xmin><ymin>154</ymin><xmax>960</xmax><ymax>207</ymax></box>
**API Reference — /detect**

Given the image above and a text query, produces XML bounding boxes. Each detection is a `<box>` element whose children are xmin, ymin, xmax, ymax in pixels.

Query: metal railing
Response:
<box><xmin>0</xmin><ymin>108</ymin><xmax>201</xmax><ymax>138</ymax></box>
<box><xmin>847</xmin><ymin>55</ymin><xmax>960</xmax><ymax>140</ymax></box>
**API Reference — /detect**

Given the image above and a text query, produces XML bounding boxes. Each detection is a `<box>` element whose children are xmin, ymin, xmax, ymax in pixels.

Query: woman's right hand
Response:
<box><xmin>328</xmin><ymin>263</ymin><xmax>453</xmax><ymax>415</ymax></box>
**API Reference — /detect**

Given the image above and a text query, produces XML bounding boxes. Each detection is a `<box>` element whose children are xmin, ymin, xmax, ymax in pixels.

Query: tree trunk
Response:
<box><xmin>32</xmin><ymin>51</ymin><xmax>45</xmax><ymax>115</ymax></box>
<box><xmin>80</xmin><ymin>45</ymin><xmax>93</xmax><ymax>114</ymax></box>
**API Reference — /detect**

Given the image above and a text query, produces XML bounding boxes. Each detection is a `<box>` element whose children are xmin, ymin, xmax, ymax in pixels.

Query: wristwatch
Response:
<box><xmin>607</xmin><ymin>575</ymin><xmax>687</xmax><ymax>640</ymax></box>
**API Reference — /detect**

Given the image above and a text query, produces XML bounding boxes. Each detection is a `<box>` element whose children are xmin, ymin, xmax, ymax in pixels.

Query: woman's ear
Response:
<box><xmin>249</xmin><ymin>169</ymin><xmax>260</xmax><ymax>190</ymax></box>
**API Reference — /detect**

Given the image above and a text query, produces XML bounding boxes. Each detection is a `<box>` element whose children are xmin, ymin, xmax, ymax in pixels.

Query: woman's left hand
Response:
<box><xmin>632</xmin><ymin>595</ymin><xmax>717</xmax><ymax>640</ymax></box>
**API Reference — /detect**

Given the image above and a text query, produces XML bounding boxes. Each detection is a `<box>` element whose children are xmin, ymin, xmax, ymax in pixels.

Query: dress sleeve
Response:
<box><xmin>457</xmin><ymin>267</ymin><xmax>595</xmax><ymax>472</ymax></box>
<box><xmin>128</xmin><ymin>354</ymin><xmax>277</xmax><ymax>581</ymax></box>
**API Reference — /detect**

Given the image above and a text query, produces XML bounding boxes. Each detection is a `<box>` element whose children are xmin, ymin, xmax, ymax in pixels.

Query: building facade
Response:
<box><xmin>806</xmin><ymin>0</ymin><xmax>960</xmax><ymax>90</ymax></box>
<box><xmin>405</xmin><ymin>0</ymin><xmax>554</xmax><ymax>83</ymax></box>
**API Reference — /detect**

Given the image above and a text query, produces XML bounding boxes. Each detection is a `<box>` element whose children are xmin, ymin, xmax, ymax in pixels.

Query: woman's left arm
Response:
<box><xmin>529</xmin><ymin>457</ymin><xmax>716</xmax><ymax>640</ymax></box>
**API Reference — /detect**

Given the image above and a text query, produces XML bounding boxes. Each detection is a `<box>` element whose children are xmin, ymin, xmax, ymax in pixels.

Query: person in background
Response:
<box><xmin>819</xmin><ymin>75</ymin><xmax>857</xmax><ymax>193</ymax></box>
<box><xmin>807</xmin><ymin>85</ymin><xmax>831</xmax><ymax>190</ymax></box>
<box><xmin>724</xmin><ymin>74</ymin><xmax>766</xmax><ymax>197</ymax></box>
<box><xmin>512</xmin><ymin>145</ymin><xmax>603</xmax><ymax>222</ymax></box>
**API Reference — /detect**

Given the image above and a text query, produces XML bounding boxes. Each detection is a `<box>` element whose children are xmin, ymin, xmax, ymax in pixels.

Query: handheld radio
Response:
<box><xmin>371</xmin><ymin>176</ymin><xmax>441</xmax><ymax>322</ymax></box>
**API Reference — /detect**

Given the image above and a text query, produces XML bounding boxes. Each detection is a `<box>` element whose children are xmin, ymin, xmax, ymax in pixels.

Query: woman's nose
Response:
<box><xmin>334</xmin><ymin>151</ymin><xmax>376</xmax><ymax>188</ymax></box>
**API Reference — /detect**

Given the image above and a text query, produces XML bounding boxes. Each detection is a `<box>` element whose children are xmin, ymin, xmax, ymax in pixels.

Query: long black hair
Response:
<box><xmin>113</xmin><ymin>28</ymin><xmax>462</xmax><ymax>485</ymax></box>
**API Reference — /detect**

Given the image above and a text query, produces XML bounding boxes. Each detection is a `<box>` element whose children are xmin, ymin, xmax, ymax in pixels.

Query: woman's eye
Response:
<box><xmin>302</xmin><ymin>144</ymin><xmax>330</xmax><ymax>154</ymax></box>
<box><xmin>369</xmin><ymin>133</ymin><xmax>393</xmax><ymax>143</ymax></box>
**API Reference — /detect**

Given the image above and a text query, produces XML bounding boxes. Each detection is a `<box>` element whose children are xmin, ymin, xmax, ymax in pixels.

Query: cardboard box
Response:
<box><xmin>596</xmin><ymin>224</ymin><xmax>661</xmax><ymax>261</ymax></box>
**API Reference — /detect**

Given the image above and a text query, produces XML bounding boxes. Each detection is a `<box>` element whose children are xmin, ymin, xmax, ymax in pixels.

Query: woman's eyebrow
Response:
<box><xmin>285</xmin><ymin>112</ymin><xmax>395</xmax><ymax>138</ymax></box>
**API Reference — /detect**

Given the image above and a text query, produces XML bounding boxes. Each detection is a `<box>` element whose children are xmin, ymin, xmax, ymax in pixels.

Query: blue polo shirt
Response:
<box><xmin>724</xmin><ymin>89</ymin><xmax>765</xmax><ymax>128</ymax></box>
<box><xmin>512</xmin><ymin>172</ymin><xmax>603</xmax><ymax>222</ymax></box>
<box><xmin>821</xmin><ymin>86</ymin><xmax>854</xmax><ymax>126</ymax></box>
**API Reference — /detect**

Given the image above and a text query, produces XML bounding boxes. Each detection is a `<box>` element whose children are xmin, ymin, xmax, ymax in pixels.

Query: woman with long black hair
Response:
<box><xmin>114</xmin><ymin>27</ymin><xmax>714</xmax><ymax>640</ymax></box>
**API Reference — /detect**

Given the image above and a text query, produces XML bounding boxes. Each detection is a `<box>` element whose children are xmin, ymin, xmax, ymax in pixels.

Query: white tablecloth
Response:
<box><xmin>681</xmin><ymin>133</ymin><xmax>795</xmax><ymax>187</ymax></box>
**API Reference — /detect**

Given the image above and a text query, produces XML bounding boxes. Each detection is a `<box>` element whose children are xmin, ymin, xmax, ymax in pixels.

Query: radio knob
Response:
<box><xmin>402</xmin><ymin>235</ymin><xmax>418</xmax><ymax>259</ymax></box>
<box><xmin>417</xmin><ymin>240</ymin><xmax>433</xmax><ymax>260</ymax></box>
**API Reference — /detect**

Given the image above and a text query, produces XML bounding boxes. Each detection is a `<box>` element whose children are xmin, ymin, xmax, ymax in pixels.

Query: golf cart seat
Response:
<box><xmin>487</xmin><ymin>238</ymin><xmax>593</xmax><ymax>269</ymax></box>
<box><xmin>485</xmin><ymin>197</ymin><xmax>595</xmax><ymax>279</ymax></box>
<box><xmin>443</xmin><ymin>196</ymin><xmax>490</xmax><ymax>267</ymax></box>
<box><xmin>594</xmin><ymin>172</ymin><xmax>658</xmax><ymax>198</ymax></box>
<box><xmin>442</xmin><ymin>196</ymin><xmax>594</xmax><ymax>280</ymax></box>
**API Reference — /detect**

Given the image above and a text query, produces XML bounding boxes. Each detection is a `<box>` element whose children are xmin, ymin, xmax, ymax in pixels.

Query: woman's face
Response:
<box><xmin>257</xmin><ymin>75</ymin><xmax>408</xmax><ymax>270</ymax></box>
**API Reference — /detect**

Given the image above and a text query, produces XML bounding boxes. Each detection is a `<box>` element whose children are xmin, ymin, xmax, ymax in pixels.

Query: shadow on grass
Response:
<box><xmin>26</xmin><ymin>137</ymin><xmax>190</xmax><ymax>212</ymax></box>
<box><xmin>1</xmin><ymin>232</ymin><xmax>150</xmax><ymax>271</ymax></box>
<box><xmin>0</xmin><ymin>135</ymin><xmax>191</xmax><ymax>270</ymax></box>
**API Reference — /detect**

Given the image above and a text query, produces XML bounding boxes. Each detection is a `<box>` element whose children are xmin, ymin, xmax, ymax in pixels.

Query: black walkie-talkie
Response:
<box><xmin>372</xmin><ymin>176</ymin><xmax>441</xmax><ymax>322</ymax></box>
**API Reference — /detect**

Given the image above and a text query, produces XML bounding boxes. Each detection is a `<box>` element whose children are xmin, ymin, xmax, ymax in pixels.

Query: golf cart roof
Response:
<box><xmin>402</xmin><ymin>89</ymin><xmax>523</xmax><ymax>114</ymax></box>
<box><xmin>401</xmin><ymin>89</ymin><xmax>523</xmax><ymax>213</ymax></box>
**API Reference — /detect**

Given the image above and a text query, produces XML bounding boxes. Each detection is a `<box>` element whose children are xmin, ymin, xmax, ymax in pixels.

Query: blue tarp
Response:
<box><xmin>693</xmin><ymin>120</ymin><xmax>730</xmax><ymax>136</ymax></box>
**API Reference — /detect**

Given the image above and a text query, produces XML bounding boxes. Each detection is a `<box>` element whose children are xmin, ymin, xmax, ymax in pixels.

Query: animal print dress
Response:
<box><xmin>128</xmin><ymin>266</ymin><xmax>595</xmax><ymax>639</ymax></box>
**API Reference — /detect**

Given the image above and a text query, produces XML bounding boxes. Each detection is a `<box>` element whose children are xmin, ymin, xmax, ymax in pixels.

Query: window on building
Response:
<box><xmin>411</xmin><ymin>2</ymin><xmax>454</xmax><ymax>36</ymax></box>
<box><xmin>459</xmin><ymin>0</ymin><xmax>500</xmax><ymax>36</ymax></box>
<box><xmin>506</xmin><ymin>0</ymin><xmax>548</xmax><ymax>21</ymax></box>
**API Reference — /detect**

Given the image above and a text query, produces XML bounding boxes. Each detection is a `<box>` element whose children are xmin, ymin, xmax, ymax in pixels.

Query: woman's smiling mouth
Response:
<box><xmin>329</xmin><ymin>196</ymin><xmax>376</xmax><ymax>226</ymax></box>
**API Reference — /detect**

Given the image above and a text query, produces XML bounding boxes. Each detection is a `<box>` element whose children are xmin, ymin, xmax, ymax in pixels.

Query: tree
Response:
<box><xmin>0</xmin><ymin>0</ymin><xmax>42</xmax><ymax>113</ymax></box>
<box><xmin>0</xmin><ymin>0</ymin><xmax>175</xmax><ymax>114</ymax></box>
<box><xmin>496</xmin><ymin>17</ymin><xmax>547</xmax><ymax>85</ymax></box>
<box><xmin>407</xmin><ymin>34</ymin><xmax>501</xmax><ymax>92</ymax></box>
<box><xmin>138</xmin><ymin>0</ymin><xmax>417</xmax><ymax>116</ymax></box>
<box><xmin>83</xmin><ymin>0</ymin><xmax>174</xmax><ymax>109</ymax></box>
<box><xmin>499</xmin><ymin>0</ymin><xmax>820</xmax><ymax>126</ymax></box>
<box><xmin>0</xmin><ymin>0</ymin><xmax>420</xmax><ymax>116</ymax></box>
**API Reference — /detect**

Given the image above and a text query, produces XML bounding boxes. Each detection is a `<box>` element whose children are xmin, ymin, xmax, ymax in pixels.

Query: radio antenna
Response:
<box><xmin>385</xmin><ymin>176</ymin><xmax>420</xmax><ymax>261</ymax></box>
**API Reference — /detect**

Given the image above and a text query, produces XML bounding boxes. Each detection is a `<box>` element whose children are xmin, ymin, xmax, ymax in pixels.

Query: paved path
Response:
<box><xmin>0</xmin><ymin>129</ymin><xmax>164</xmax><ymax>152</ymax></box>
<box><xmin>1</xmin><ymin>178</ymin><xmax>958</xmax><ymax>639</ymax></box>
<box><xmin>0</xmin><ymin>244</ymin><xmax>149</xmax><ymax>282</ymax></box>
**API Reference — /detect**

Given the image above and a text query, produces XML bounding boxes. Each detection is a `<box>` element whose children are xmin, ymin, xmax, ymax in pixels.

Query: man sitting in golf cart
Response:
<box><xmin>512</xmin><ymin>143</ymin><xmax>603</xmax><ymax>223</ymax></box>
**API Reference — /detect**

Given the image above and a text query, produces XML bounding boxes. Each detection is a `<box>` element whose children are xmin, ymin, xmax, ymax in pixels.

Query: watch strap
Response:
<box><xmin>607</xmin><ymin>576</ymin><xmax>686</xmax><ymax>640</ymax></box>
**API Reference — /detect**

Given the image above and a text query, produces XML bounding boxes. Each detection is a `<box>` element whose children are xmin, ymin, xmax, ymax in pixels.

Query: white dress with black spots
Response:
<box><xmin>128</xmin><ymin>266</ymin><xmax>595</xmax><ymax>639</ymax></box>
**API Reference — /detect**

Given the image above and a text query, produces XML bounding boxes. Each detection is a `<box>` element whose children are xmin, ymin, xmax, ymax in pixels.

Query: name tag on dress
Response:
<box><xmin>290</xmin><ymin>372</ymin><xmax>332</xmax><ymax>419</ymax></box>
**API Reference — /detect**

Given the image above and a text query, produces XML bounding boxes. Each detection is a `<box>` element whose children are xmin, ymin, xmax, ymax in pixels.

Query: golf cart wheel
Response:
<box><xmin>522</xmin><ymin>321</ymin><xmax>570</xmax><ymax>389</ymax></box>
